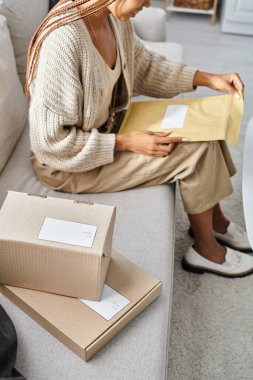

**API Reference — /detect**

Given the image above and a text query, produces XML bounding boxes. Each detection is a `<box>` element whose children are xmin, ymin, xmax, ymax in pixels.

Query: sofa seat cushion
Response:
<box><xmin>0</xmin><ymin>0</ymin><xmax>49</xmax><ymax>87</ymax></box>
<box><xmin>0</xmin><ymin>123</ymin><xmax>175</xmax><ymax>380</ymax></box>
<box><xmin>0</xmin><ymin>15</ymin><xmax>27</xmax><ymax>174</ymax></box>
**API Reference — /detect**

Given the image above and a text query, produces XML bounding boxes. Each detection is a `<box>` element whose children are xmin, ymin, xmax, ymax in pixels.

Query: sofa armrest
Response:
<box><xmin>133</xmin><ymin>7</ymin><xmax>167</xmax><ymax>42</ymax></box>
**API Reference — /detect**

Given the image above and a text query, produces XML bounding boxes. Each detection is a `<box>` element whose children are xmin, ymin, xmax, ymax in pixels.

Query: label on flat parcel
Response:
<box><xmin>38</xmin><ymin>217</ymin><xmax>97</xmax><ymax>248</ymax></box>
<box><xmin>161</xmin><ymin>105</ymin><xmax>189</xmax><ymax>130</ymax></box>
<box><xmin>80</xmin><ymin>285</ymin><xmax>131</xmax><ymax>320</ymax></box>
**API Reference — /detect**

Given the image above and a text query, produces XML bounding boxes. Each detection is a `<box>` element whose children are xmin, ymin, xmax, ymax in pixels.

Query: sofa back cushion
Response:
<box><xmin>0</xmin><ymin>15</ymin><xmax>28</xmax><ymax>173</ymax></box>
<box><xmin>0</xmin><ymin>0</ymin><xmax>49</xmax><ymax>87</ymax></box>
<box><xmin>133</xmin><ymin>7</ymin><xmax>167</xmax><ymax>42</ymax></box>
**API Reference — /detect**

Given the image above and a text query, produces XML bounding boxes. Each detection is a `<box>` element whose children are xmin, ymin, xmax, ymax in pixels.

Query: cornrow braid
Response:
<box><xmin>25</xmin><ymin>0</ymin><xmax>116</xmax><ymax>98</ymax></box>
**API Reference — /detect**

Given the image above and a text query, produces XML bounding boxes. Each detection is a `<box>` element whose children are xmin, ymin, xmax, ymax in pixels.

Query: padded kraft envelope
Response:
<box><xmin>119</xmin><ymin>94</ymin><xmax>244</xmax><ymax>145</ymax></box>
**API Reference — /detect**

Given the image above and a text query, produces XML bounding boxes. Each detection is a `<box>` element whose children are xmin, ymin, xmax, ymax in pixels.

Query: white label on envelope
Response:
<box><xmin>161</xmin><ymin>105</ymin><xmax>189</xmax><ymax>130</ymax></box>
<box><xmin>38</xmin><ymin>217</ymin><xmax>97</xmax><ymax>248</ymax></box>
<box><xmin>80</xmin><ymin>285</ymin><xmax>131</xmax><ymax>321</ymax></box>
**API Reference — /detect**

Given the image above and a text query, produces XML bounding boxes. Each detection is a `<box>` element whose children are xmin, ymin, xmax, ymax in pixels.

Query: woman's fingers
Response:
<box><xmin>155</xmin><ymin>135</ymin><xmax>188</xmax><ymax>144</ymax></box>
<box><xmin>167</xmin><ymin>143</ymin><xmax>177</xmax><ymax>153</ymax></box>
<box><xmin>206</xmin><ymin>72</ymin><xmax>244</xmax><ymax>98</ymax></box>
<box><xmin>231</xmin><ymin>73</ymin><xmax>244</xmax><ymax>91</ymax></box>
<box><xmin>230</xmin><ymin>73</ymin><xmax>244</xmax><ymax>98</ymax></box>
<box><xmin>151</xmin><ymin>136</ymin><xmax>188</xmax><ymax>155</ymax></box>
<box><xmin>192</xmin><ymin>71</ymin><xmax>245</xmax><ymax>98</ymax></box>
<box><xmin>147</xmin><ymin>131</ymin><xmax>172</xmax><ymax>137</ymax></box>
<box><xmin>154</xmin><ymin>144</ymin><xmax>173</xmax><ymax>153</ymax></box>
<box><xmin>154</xmin><ymin>142</ymin><xmax>178</xmax><ymax>154</ymax></box>
<box><xmin>143</xmin><ymin>132</ymin><xmax>188</xmax><ymax>149</ymax></box>
<box><xmin>168</xmin><ymin>143</ymin><xmax>178</xmax><ymax>153</ymax></box>
<box><xmin>124</xmin><ymin>131</ymin><xmax>188</xmax><ymax>156</ymax></box>
<box><xmin>219</xmin><ymin>73</ymin><xmax>244</xmax><ymax>97</ymax></box>
<box><xmin>153</xmin><ymin>143</ymin><xmax>178</xmax><ymax>156</ymax></box>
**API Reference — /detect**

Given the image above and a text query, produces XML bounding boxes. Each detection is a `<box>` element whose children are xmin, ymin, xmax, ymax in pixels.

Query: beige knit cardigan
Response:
<box><xmin>29</xmin><ymin>16</ymin><xmax>197</xmax><ymax>172</ymax></box>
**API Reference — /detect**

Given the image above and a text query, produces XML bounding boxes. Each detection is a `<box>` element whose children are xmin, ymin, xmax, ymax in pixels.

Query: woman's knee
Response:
<box><xmin>178</xmin><ymin>140</ymin><xmax>216</xmax><ymax>157</ymax></box>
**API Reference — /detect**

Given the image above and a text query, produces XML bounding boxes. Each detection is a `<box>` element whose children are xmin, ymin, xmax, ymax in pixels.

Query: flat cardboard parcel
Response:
<box><xmin>0</xmin><ymin>191</ymin><xmax>115</xmax><ymax>300</ymax></box>
<box><xmin>1</xmin><ymin>251</ymin><xmax>162</xmax><ymax>361</ymax></box>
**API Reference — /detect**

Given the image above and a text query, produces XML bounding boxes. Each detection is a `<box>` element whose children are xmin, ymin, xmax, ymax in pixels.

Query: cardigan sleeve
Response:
<box><xmin>133</xmin><ymin>33</ymin><xmax>197</xmax><ymax>99</ymax></box>
<box><xmin>30</xmin><ymin>104</ymin><xmax>116</xmax><ymax>172</ymax></box>
<box><xmin>29</xmin><ymin>25</ymin><xmax>115</xmax><ymax>172</ymax></box>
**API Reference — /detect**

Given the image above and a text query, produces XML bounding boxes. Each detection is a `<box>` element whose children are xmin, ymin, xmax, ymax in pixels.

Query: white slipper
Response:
<box><xmin>214</xmin><ymin>222</ymin><xmax>252</xmax><ymax>252</ymax></box>
<box><xmin>188</xmin><ymin>222</ymin><xmax>252</xmax><ymax>252</ymax></box>
<box><xmin>182</xmin><ymin>245</ymin><xmax>253</xmax><ymax>277</ymax></box>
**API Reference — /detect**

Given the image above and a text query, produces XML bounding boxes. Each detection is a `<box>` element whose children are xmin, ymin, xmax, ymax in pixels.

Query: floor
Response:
<box><xmin>153</xmin><ymin>1</ymin><xmax>253</xmax><ymax>133</ymax></box>
<box><xmin>148</xmin><ymin>4</ymin><xmax>253</xmax><ymax>379</ymax></box>
<box><xmin>169</xmin><ymin>136</ymin><xmax>252</xmax><ymax>380</ymax></box>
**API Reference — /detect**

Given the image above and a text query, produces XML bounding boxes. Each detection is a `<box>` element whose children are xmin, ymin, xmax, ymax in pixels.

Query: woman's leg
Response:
<box><xmin>209</xmin><ymin>202</ymin><xmax>251</xmax><ymax>252</ymax></box>
<box><xmin>188</xmin><ymin>207</ymin><xmax>226</xmax><ymax>264</ymax></box>
<box><xmin>185</xmin><ymin>204</ymin><xmax>253</xmax><ymax>276</ymax></box>
<box><xmin>31</xmin><ymin>141</ymin><xmax>234</xmax><ymax>199</ymax></box>
<box><xmin>31</xmin><ymin>141</ymin><xmax>252</xmax><ymax>273</ymax></box>
<box><xmin>212</xmin><ymin>203</ymin><xmax>230</xmax><ymax>233</ymax></box>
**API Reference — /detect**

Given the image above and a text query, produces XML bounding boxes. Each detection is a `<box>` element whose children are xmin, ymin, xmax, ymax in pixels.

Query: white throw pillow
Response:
<box><xmin>0</xmin><ymin>15</ymin><xmax>27</xmax><ymax>173</ymax></box>
<box><xmin>0</xmin><ymin>0</ymin><xmax>49</xmax><ymax>87</ymax></box>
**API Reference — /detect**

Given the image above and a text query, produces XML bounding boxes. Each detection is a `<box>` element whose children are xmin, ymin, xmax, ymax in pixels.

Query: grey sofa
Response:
<box><xmin>0</xmin><ymin>2</ymin><xmax>183</xmax><ymax>379</ymax></box>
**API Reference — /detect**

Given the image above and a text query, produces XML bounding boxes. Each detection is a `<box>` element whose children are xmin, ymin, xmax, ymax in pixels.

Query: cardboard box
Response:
<box><xmin>1</xmin><ymin>251</ymin><xmax>162</xmax><ymax>361</ymax></box>
<box><xmin>0</xmin><ymin>191</ymin><xmax>116</xmax><ymax>300</ymax></box>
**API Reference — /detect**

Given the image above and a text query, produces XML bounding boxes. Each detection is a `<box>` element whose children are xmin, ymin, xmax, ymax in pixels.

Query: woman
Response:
<box><xmin>27</xmin><ymin>0</ymin><xmax>252</xmax><ymax>276</ymax></box>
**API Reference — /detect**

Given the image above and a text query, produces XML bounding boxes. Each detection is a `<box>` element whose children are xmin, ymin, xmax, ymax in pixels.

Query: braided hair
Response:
<box><xmin>25</xmin><ymin>0</ymin><xmax>116</xmax><ymax>98</ymax></box>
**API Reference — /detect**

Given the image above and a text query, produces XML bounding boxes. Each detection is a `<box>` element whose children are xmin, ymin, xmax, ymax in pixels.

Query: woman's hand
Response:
<box><xmin>115</xmin><ymin>131</ymin><xmax>186</xmax><ymax>157</ymax></box>
<box><xmin>193</xmin><ymin>71</ymin><xmax>244</xmax><ymax>97</ymax></box>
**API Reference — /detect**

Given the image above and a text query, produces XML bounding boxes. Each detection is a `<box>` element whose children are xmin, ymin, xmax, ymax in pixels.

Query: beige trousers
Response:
<box><xmin>30</xmin><ymin>140</ymin><xmax>236</xmax><ymax>215</ymax></box>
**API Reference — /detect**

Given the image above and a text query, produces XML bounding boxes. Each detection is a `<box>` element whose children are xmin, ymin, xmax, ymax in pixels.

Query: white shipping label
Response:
<box><xmin>160</xmin><ymin>105</ymin><xmax>189</xmax><ymax>130</ymax></box>
<box><xmin>80</xmin><ymin>285</ymin><xmax>131</xmax><ymax>321</ymax></box>
<box><xmin>38</xmin><ymin>217</ymin><xmax>97</xmax><ymax>248</ymax></box>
